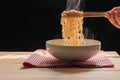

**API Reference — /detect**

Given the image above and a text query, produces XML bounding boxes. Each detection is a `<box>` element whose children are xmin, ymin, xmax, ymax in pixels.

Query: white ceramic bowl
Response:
<box><xmin>46</xmin><ymin>39</ymin><xmax>101</xmax><ymax>61</ymax></box>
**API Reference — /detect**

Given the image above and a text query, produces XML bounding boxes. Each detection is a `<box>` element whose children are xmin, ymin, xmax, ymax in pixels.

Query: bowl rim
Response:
<box><xmin>46</xmin><ymin>39</ymin><xmax>101</xmax><ymax>47</ymax></box>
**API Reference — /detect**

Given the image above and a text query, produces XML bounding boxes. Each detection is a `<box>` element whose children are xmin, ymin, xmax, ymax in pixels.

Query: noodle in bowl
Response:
<box><xmin>46</xmin><ymin>39</ymin><xmax>101</xmax><ymax>61</ymax></box>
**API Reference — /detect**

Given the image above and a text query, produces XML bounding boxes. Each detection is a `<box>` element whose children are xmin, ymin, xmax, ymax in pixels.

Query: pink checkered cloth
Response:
<box><xmin>23</xmin><ymin>49</ymin><xmax>114</xmax><ymax>68</ymax></box>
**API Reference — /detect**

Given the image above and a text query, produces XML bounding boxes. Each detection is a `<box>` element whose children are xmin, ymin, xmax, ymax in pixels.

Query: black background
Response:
<box><xmin>1</xmin><ymin>0</ymin><xmax>120</xmax><ymax>54</ymax></box>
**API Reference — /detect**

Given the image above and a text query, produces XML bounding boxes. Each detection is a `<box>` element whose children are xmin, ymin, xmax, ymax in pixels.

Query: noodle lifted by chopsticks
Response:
<box><xmin>61</xmin><ymin>10</ymin><xmax>85</xmax><ymax>46</ymax></box>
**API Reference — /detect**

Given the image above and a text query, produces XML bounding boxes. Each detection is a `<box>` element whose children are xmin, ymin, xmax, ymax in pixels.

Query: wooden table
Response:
<box><xmin>0</xmin><ymin>51</ymin><xmax>120</xmax><ymax>80</ymax></box>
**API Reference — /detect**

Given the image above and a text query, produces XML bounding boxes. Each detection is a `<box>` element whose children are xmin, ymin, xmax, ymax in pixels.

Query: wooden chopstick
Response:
<box><xmin>84</xmin><ymin>12</ymin><xmax>106</xmax><ymax>17</ymax></box>
<box><xmin>62</xmin><ymin>11</ymin><xmax>106</xmax><ymax>18</ymax></box>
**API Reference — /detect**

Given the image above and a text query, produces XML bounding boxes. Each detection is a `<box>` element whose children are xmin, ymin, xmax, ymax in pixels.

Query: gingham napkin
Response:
<box><xmin>23</xmin><ymin>49</ymin><xmax>114</xmax><ymax>68</ymax></box>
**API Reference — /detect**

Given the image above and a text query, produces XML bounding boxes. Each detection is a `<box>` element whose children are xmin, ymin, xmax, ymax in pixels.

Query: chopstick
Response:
<box><xmin>84</xmin><ymin>12</ymin><xmax>106</xmax><ymax>17</ymax></box>
<box><xmin>62</xmin><ymin>11</ymin><xmax>106</xmax><ymax>18</ymax></box>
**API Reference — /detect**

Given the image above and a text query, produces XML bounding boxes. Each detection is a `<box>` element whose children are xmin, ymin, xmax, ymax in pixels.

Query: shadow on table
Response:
<box><xmin>48</xmin><ymin>67</ymin><xmax>94</xmax><ymax>74</ymax></box>
<box><xmin>21</xmin><ymin>67</ymin><xmax>94</xmax><ymax>74</ymax></box>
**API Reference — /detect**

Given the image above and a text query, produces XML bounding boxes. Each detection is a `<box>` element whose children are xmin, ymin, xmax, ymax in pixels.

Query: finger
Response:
<box><xmin>105</xmin><ymin>11</ymin><xmax>112</xmax><ymax>19</ymax></box>
<box><xmin>108</xmin><ymin>11</ymin><xmax>117</xmax><ymax>24</ymax></box>
<box><xmin>118</xmin><ymin>11</ymin><xmax>120</xmax><ymax>17</ymax></box>
<box><xmin>114</xmin><ymin>11</ymin><xmax>120</xmax><ymax>29</ymax></box>
<box><xmin>108</xmin><ymin>11</ymin><xmax>119</xmax><ymax>27</ymax></box>
<box><xmin>111</xmin><ymin>7</ymin><xmax>120</xmax><ymax>11</ymax></box>
<box><xmin>104</xmin><ymin>11</ymin><xmax>109</xmax><ymax>18</ymax></box>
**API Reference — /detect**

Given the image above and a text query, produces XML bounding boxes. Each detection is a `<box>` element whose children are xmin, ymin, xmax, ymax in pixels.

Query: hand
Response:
<box><xmin>105</xmin><ymin>7</ymin><xmax>120</xmax><ymax>29</ymax></box>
